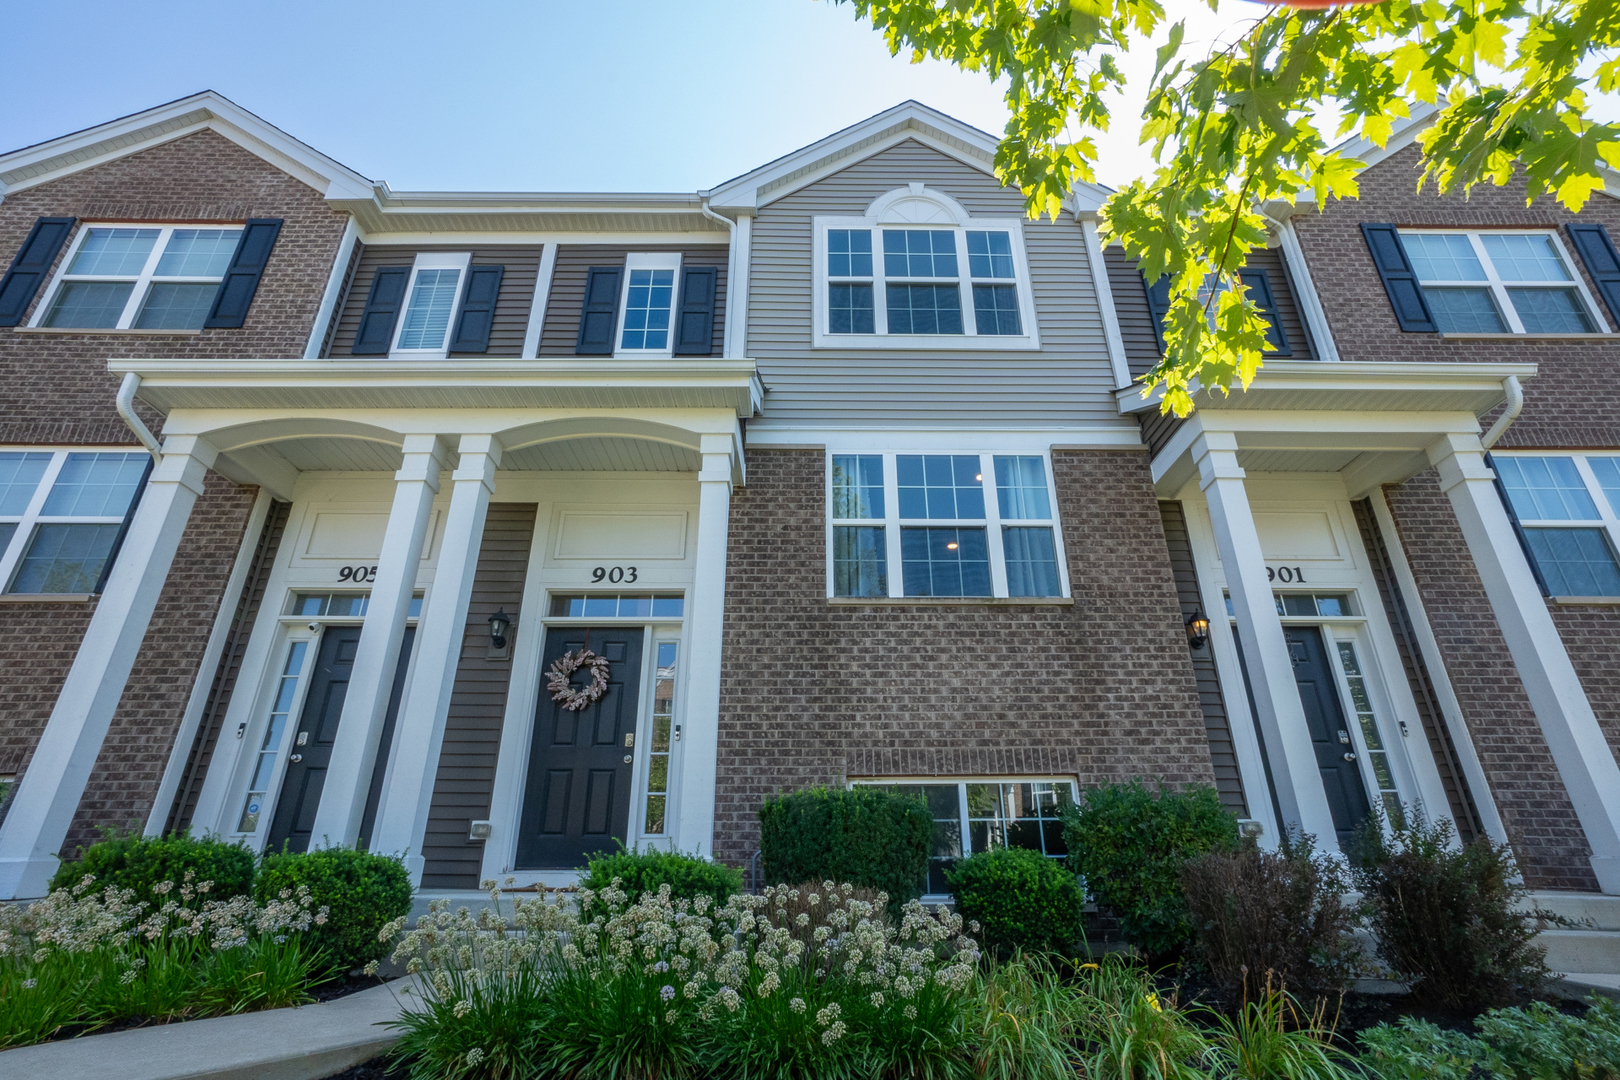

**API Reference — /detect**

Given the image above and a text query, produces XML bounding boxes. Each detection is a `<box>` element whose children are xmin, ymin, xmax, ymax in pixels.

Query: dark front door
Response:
<box><xmin>267</xmin><ymin>625</ymin><xmax>415</xmax><ymax>854</ymax></box>
<box><xmin>1286</xmin><ymin>626</ymin><xmax>1372</xmax><ymax>849</ymax></box>
<box><xmin>517</xmin><ymin>627</ymin><xmax>644</xmax><ymax>869</ymax></box>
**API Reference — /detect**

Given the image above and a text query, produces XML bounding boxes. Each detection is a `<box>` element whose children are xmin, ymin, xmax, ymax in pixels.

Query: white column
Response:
<box><xmin>308</xmin><ymin>435</ymin><xmax>447</xmax><ymax>849</ymax></box>
<box><xmin>674</xmin><ymin>433</ymin><xmax>735</xmax><ymax>858</ymax></box>
<box><xmin>371</xmin><ymin>434</ymin><xmax>501</xmax><ymax>881</ymax></box>
<box><xmin>1429</xmin><ymin>433</ymin><xmax>1620</xmax><ymax>892</ymax></box>
<box><xmin>0</xmin><ymin>436</ymin><xmax>217</xmax><ymax>899</ymax></box>
<box><xmin>1193</xmin><ymin>432</ymin><xmax>1341</xmax><ymax>846</ymax></box>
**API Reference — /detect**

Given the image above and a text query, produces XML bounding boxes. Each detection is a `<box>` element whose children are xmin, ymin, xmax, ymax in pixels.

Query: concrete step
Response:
<box><xmin>1527</xmin><ymin>891</ymin><xmax>1620</xmax><ymax>931</ymax></box>
<box><xmin>1542</xmin><ymin>929</ymin><xmax>1620</xmax><ymax>976</ymax></box>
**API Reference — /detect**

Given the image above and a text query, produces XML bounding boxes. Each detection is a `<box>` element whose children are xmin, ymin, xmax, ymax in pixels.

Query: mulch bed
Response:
<box><xmin>325</xmin><ymin>1055</ymin><xmax>409</xmax><ymax>1079</ymax></box>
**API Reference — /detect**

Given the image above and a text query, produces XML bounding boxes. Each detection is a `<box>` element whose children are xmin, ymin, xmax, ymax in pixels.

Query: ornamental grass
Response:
<box><xmin>0</xmin><ymin>871</ymin><xmax>333</xmax><ymax>1048</ymax></box>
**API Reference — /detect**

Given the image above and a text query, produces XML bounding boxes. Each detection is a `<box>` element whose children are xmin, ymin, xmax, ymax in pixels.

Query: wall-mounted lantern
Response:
<box><xmin>1185</xmin><ymin>610</ymin><xmax>1210</xmax><ymax>651</ymax></box>
<box><xmin>488</xmin><ymin>609</ymin><xmax>511</xmax><ymax>650</ymax></box>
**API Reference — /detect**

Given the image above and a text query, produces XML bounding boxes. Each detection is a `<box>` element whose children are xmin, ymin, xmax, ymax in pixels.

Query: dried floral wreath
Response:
<box><xmin>546</xmin><ymin>649</ymin><xmax>610</xmax><ymax>711</ymax></box>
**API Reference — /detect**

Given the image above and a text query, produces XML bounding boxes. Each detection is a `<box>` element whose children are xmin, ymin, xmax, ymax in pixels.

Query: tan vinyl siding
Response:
<box><xmin>745</xmin><ymin>139</ymin><xmax>1118</xmax><ymax>427</ymax></box>
<box><xmin>539</xmin><ymin>245</ymin><xmax>728</xmax><ymax>356</ymax></box>
<box><xmin>326</xmin><ymin>245</ymin><xmax>543</xmax><ymax>357</ymax></box>
<box><xmin>420</xmin><ymin>504</ymin><xmax>538</xmax><ymax>889</ymax></box>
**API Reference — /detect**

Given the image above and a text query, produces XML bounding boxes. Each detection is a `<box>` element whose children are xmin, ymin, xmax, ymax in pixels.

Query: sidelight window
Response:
<box><xmin>829</xmin><ymin>452</ymin><xmax>1065</xmax><ymax>600</ymax></box>
<box><xmin>642</xmin><ymin>642</ymin><xmax>679</xmax><ymax>835</ymax></box>
<box><xmin>1334</xmin><ymin>641</ymin><xmax>1405</xmax><ymax>827</ymax></box>
<box><xmin>1401</xmin><ymin>230</ymin><xmax>1605</xmax><ymax>334</ymax></box>
<box><xmin>0</xmin><ymin>449</ymin><xmax>147</xmax><ymax>595</ymax></box>
<box><xmin>1493</xmin><ymin>453</ymin><xmax>1620</xmax><ymax>597</ymax></box>
<box><xmin>237</xmin><ymin>642</ymin><xmax>308</xmax><ymax>834</ymax></box>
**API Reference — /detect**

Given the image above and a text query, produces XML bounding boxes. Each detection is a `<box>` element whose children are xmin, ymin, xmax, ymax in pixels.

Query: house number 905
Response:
<box><xmin>338</xmin><ymin>565</ymin><xmax>379</xmax><ymax>583</ymax></box>
<box><xmin>592</xmin><ymin>566</ymin><xmax>638</xmax><ymax>583</ymax></box>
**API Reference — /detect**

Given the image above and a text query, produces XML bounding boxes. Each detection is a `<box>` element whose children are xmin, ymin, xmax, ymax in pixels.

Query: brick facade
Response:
<box><xmin>0</xmin><ymin>129</ymin><xmax>347</xmax><ymax>850</ymax></box>
<box><xmin>712</xmin><ymin>448</ymin><xmax>1215</xmax><ymax>866</ymax></box>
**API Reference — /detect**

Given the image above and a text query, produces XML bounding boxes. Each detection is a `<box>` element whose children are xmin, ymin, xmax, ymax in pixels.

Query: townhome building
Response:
<box><xmin>0</xmin><ymin>93</ymin><xmax>1616</xmax><ymax>913</ymax></box>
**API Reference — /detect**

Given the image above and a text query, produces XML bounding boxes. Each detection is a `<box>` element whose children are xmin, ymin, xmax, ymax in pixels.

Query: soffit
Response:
<box><xmin>1119</xmin><ymin>361</ymin><xmax>1538</xmax><ymax>417</ymax></box>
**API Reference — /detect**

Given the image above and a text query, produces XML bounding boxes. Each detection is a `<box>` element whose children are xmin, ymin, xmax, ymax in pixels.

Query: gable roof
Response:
<box><xmin>0</xmin><ymin>90</ymin><xmax>375</xmax><ymax>201</ymax></box>
<box><xmin>702</xmin><ymin>99</ymin><xmax>1112</xmax><ymax>214</ymax></box>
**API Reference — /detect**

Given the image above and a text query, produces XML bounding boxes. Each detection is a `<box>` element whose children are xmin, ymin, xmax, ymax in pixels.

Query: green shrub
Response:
<box><xmin>256</xmin><ymin>847</ymin><xmax>411</xmax><ymax>972</ymax></box>
<box><xmin>758</xmin><ymin>786</ymin><xmax>932</xmax><ymax>911</ymax></box>
<box><xmin>1477</xmin><ymin>996</ymin><xmax>1620</xmax><ymax>1079</ymax></box>
<box><xmin>1062</xmin><ymin>781</ymin><xmax>1238</xmax><ymax>962</ymax></box>
<box><xmin>946</xmin><ymin>847</ymin><xmax>1084</xmax><ymax>958</ymax></box>
<box><xmin>1358</xmin><ymin>1017</ymin><xmax>1497</xmax><ymax>1080</ymax></box>
<box><xmin>1350</xmin><ymin>813</ymin><xmax>1552</xmax><ymax>1008</ymax></box>
<box><xmin>1182</xmin><ymin>829</ymin><xmax>1363</xmax><ymax>1005</ymax></box>
<box><xmin>581</xmin><ymin>844</ymin><xmax>742</xmax><ymax>909</ymax></box>
<box><xmin>49</xmin><ymin>830</ymin><xmax>255</xmax><ymax>909</ymax></box>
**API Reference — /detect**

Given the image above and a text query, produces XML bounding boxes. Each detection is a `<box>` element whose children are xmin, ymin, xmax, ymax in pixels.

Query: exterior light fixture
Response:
<box><xmin>1185</xmin><ymin>610</ymin><xmax>1210</xmax><ymax>651</ymax></box>
<box><xmin>488</xmin><ymin>609</ymin><xmax>511</xmax><ymax>650</ymax></box>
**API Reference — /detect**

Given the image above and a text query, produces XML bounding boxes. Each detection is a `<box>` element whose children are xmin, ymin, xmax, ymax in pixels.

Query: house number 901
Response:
<box><xmin>338</xmin><ymin>565</ymin><xmax>379</xmax><ymax>583</ymax></box>
<box><xmin>1266</xmin><ymin>566</ymin><xmax>1307</xmax><ymax>583</ymax></box>
<box><xmin>592</xmin><ymin>566</ymin><xmax>638</xmax><ymax>583</ymax></box>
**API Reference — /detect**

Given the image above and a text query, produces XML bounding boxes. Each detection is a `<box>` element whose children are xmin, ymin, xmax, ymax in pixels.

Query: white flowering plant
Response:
<box><xmin>0</xmin><ymin>871</ymin><xmax>332</xmax><ymax>1048</ymax></box>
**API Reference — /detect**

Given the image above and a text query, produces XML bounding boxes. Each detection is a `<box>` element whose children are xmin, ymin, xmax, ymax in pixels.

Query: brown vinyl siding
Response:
<box><xmin>420</xmin><ymin>504</ymin><xmax>539</xmax><ymax>889</ymax></box>
<box><xmin>1159</xmin><ymin>500</ymin><xmax>1248</xmax><ymax>815</ymax></box>
<box><xmin>317</xmin><ymin>239</ymin><xmax>364</xmax><ymax>360</ymax></box>
<box><xmin>1245</xmin><ymin>247</ymin><xmax>1315</xmax><ymax>360</ymax></box>
<box><xmin>166</xmin><ymin>500</ymin><xmax>290</xmax><ymax>835</ymax></box>
<box><xmin>538</xmin><ymin>245</ymin><xmax>728</xmax><ymax>356</ymax></box>
<box><xmin>744</xmin><ymin>139</ymin><xmax>1120</xmax><ymax>429</ymax></box>
<box><xmin>326</xmin><ymin>246</ymin><xmax>544</xmax><ymax>358</ymax></box>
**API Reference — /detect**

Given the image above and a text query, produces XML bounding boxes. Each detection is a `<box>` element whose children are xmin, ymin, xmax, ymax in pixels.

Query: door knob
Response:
<box><xmin>290</xmin><ymin>754</ymin><xmax>303</xmax><ymax>763</ymax></box>
<box><xmin>622</xmin><ymin>755</ymin><xmax>632</xmax><ymax>764</ymax></box>
<box><xmin>1342</xmin><ymin>752</ymin><xmax>1356</xmax><ymax>762</ymax></box>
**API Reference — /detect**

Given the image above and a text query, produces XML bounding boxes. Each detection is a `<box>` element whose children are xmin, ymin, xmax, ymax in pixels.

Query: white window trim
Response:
<box><xmin>826</xmin><ymin>450</ymin><xmax>1070</xmax><ymax>600</ymax></box>
<box><xmin>1401</xmin><ymin>228</ymin><xmax>1612</xmax><ymax>335</ymax></box>
<box><xmin>388</xmin><ymin>251</ymin><xmax>473</xmax><ymax>359</ymax></box>
<box><xmin>811</xmin><ymin>186</ymin><xmax>1040</xmax><ymax>351</ymax></box>
<box><xmin>1491</xmin><ymin>450</ymin><xmax>1620</xmax><ymax>598</ymax></box>
<box><xmin>614</xmin><ymin>251</ymin><xmax>684</xmax><ymax>359</ymax></box>
<box><xmin>29</xmin><ymin>223</ymin><xmax>243</xmax><ymax>331</ymax></box>
<box><xmin>0</xmin><ymin>447</ymin><xmax>145</xmax><ymax>595</ymax></box>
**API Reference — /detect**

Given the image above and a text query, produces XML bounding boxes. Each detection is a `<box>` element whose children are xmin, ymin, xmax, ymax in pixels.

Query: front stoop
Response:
<box><xmin>1530</xmin><ymin>892</ymin><xmax>1620</xmax><ymax>995</ymax></box>
<box><xmin>0</xmin><ymin>977</ymin><xmax>414</xmax><ymax>1080</ymax></box>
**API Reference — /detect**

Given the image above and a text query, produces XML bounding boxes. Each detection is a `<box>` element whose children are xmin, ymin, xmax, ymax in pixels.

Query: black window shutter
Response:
<box><xmin>1238</xmin><ymin>268</ymin><xmax>1292</xmax><ymax>356</ymax></box>
<box><xmin>673</xmin><ymin>265</ymin><xmax>717</xmax><ymax>356</ymax></box>
<box><xmin>1142</xmin><ymin>272</ymin><xmax>1171</xmax><ymax>354</ymax></box>
<box><xmin>351</xmin><ymin>266</ymin><xmax>411</xmax><ymax>355</ymax></box>
<box><xmin>449</xmin><ymin>265</ymin><xmax>504</xmax><ymax>353</ymax></box>
<box><xmin>1566</xmin><ymin>223</ymin><xmax>1620</xmax><ymax>325</ymax></box>
<box><xmin>1361</xmin><ymin>223</ymin><xmax>1437</xmax><ymax>332</ymax></box>
<box><xmin>0</xmin><ymin>216</ymin><xmax>76</xmax><ymax>327</ymax></box>
<box><xmin>204</xmin><ymin>218</ymin><xmax>283</xmax><ymax>329</ymax></box>
<box><xmin>575</xmin><ymin>266</ymin><xmax>623</xmax><ymax>355</ymax></box>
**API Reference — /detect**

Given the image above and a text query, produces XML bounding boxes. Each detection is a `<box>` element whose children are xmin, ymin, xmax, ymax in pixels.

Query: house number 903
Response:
<box><xmin>592</xmin><ymin>566</ymin><xmax>638</xmax><ymax>583</ymax></box>
<box><xmin>338</xmin><ymin>565</ymin><xmax>379</xmax><ymax>583</ymax></box>
<box><xmin>1266</xmin><ymin>566</ymin><xmax>1307</xmax><ymax>583</ymax></box>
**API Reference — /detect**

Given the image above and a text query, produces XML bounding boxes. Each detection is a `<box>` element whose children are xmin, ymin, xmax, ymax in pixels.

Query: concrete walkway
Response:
<box><xmin>0</xmin><ymin>977</ymin><xmax>416</xmax><ymax>1080</ymax></box>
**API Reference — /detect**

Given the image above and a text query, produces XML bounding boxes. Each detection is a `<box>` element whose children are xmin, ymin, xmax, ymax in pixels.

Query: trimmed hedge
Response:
<box><xmin>581</xmin><ymin>845</ymin><xmax>742</xmax><ymax>908</ymax></box>
<box><xmin>1062</xmin><ymin>781</ymin><xmax>1238</xmax><ymax>961</ymax></box>
<box><xmin>759</xmin><ymin>787</ymin><xmax>932</xmax><ymax>910</ymax></box>
<box><xmin>49</xmin><ymin>831</ymin><xmax>255</xmax><ymax>908</ymax></box>
<box><xmin>946</xmin><ymin>847</ymin><xmax>1084</xmax><ymax>957</ymax></box>
<box><xmin>256</xmin><ymin>847</ymin><xmax>411</xmax><ymax>972</ymax></box>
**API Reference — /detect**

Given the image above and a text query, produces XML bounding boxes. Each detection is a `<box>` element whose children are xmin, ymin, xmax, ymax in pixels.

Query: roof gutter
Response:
<box><xmin>1481</xmin><ymin>375</ymin><xmax>1524</xmax><ymax>449</ymax></box>
<box><xmin>116</xmin><ymin>371</ymin><xmax>163</xmax><ymax>464</ymax></box>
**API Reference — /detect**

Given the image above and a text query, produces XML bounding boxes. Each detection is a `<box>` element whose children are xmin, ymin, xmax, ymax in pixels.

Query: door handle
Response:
<box><xmin>1342</xmin><ymin>752</ymin><xmax>1356</xmax><ymax>762</ymax></box>
<box><xmin>622</xmin><ymin>755</ymin><xmax>632</xmax><ymax>764</ymax></box>
<box><xmin>290</xmin><ymin>753</ymin><xmax>303</xmax><ymax>763</ymax></box>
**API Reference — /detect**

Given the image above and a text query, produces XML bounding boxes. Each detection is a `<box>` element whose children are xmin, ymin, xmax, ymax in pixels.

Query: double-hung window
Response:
<box><xmin>1493</xmin><ymin>453</ymin><xmax>1620</xmax><ymax>598</ymax></box>
<box><xmin>1401</xmin><ymin>231</ymin><xmax>1608</xmax><ymax>335</ymax></box>
<box><xmin>830</xmin><ymin>452</ymin><xmax>1066</xmax><ymax>599</ymax></box>
<box><xmin>35</xmin><ymin>225</ymin><xmax>243</xmax><ymax>330</ymax></box>
<box><xmin>815</xmin><ymin>198</ymin><xmax>1037</xmax><ymax>349</ymax></box>
<box><xmin>617</xmin><ymin>252</ymin><xmax>682</xmax><ymax>355</ymax></box>
<box><xmin>390</xmin><ymin>252</ymin><xmax>471</xmax><ymax>356</ymax></box>
<box><xmin>0</xmin><ymin>450</ymin><xmax>147</xmax><ymax>595</ymax></box>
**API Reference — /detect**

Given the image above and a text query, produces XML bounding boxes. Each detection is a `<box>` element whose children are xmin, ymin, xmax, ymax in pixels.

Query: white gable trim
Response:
<box><xmin>0</xmin><ymin>91</ymin><xmax>374</xmax><ymax>201</ymax></box>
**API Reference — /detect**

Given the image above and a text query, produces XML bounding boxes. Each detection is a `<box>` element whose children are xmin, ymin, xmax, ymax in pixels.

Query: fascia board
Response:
<box><xmin>704</xmin><ymin>102</ymin><xmax>1001</xmax><ymax>210</ymax></box>
<box><xmin>1116</xmin><ymin>359</ymin><xmax>1537</xmax><ymax>414</ymax></box>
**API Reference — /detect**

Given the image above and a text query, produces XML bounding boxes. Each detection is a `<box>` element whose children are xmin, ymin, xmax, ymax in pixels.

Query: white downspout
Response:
<box><xmin>116</xmin><ymin>372</ymin><xmax>163</xmax><ymax>463</ymax></box>
<box><xmin>1481</xmin><ymin>375</ymin><xmax>1524</xmax><ymax>449</ymax></box>
<box><xmin>700</xmin><ymin>201</ymin><xmax>738</xmax><ymax>357</ymax></box>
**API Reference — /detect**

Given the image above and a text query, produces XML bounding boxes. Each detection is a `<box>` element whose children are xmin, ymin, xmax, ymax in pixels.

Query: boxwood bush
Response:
<box><xmin>581</xmin><ymin>845</ymin><xmax>742</xmax><ymax>908</ymax></box>
<box><xmin>945</xmin><ymin>847</ymin><xmax>1084</xmax><ymax>957</ymax></box>
<box><xmin>49</xmin><ymin>830</ymin><xmax>255</xmax><ymax>908</ymax></box>
<box><xmin>758</xmin><ymin>786</ymin><xmax>932</xmax><ymax>910</ymax></box>
<box><xmin>256</xmin><ymin>846</ymin><xmax>411</xmax><ymax>972</ymax></box>
<box><xmin>1062</xmin><ymin>781</ymin><xmax>1238</xmax><ymax>962</ymax></box>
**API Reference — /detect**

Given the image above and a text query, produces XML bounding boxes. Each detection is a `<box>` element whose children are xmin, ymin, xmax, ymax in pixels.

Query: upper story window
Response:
<box><xmin>1494</xmin><ymin>453</ymin><xmax>1620</xmax><ymax>598</ymax></box>
<box><xmin>1401</xmin><ymin>231</ymin><xmax>1607</xmax><ymax>335</ymax></box>
<box><xmin>814</xmin><ymin>185</ymin><xmax>1039</xmax><ymax>350</ymax></box>
<box><xmin>829</xmin><ymin>451</ymin><xmax>1066</xmax><ymax>599</ymax></box>
<box><xmin>0</xmin><ymin>449</ymin><xmax>147</xmax><ymax>595</ymax></box>
<box><xmin>349</xmin><ymin>252</ymin><xmax>506</xmax><ymax>358</ymax></box>
<box><xmin>34</xmin><ymin>225</ymin><xmax>243</xmax><ymax>331</ymax></box>
<box><xmin>390</xmin><ymin>252</ymin><xmax>471</xmax><ymax>356</ymax></box>
<box><xmin>574</xmin><ymin>254</ymin><xmax>718</xmax><ymax>358</ymax></box>
<box><xmin>618</xmin><ymin>253</ymin><xmax>681</xmax><ymax>354</ymax></box>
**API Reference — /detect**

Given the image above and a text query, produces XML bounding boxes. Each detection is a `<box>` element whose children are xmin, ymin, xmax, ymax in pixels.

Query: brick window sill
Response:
<box><xmin>1437</xmin><ymin>332</ymin><xmax>1619</xmax><ymax>343</ymax></box>
<box><xmin>827</xmin><ymin>596</ymin><xmax>1075</xmax><ymax>607</ymax></box>
<box><xmin>1551</xmin><ymin>596</ymin><xmax>1620</xmax><ymax>606</ymax></box>
<box><xmin>0</xmin><ymin>593</ymin><xmax>95</xmax><ymax>603</ymax></box>
<box><xmin>11</xmin><ymin>328</ymin><xmax>202</xmax><ymax>336</ymax></box>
